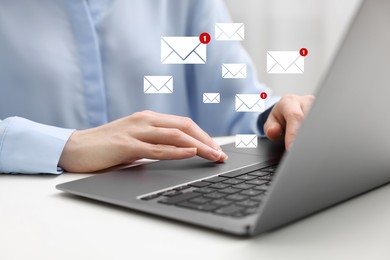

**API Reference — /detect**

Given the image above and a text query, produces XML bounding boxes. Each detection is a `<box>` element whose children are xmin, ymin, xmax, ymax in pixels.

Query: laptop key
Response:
<box><xmin>232</xmin><ymin>183</ymin><xmax>255</xmax><ymax>190</ymax></box>
<box><xmin>222</xmin><ymin>178</ymin><xmax>244</xmax><ymax>185</ymax></box>
<box><xmin>177</xmin><ymin>201</ymin><xmax>220</xmax><ymax>212</ymax></box>
<box><xmin>257</xmin><ymin>176</ymin><xmax>272</xmax><ymax>181</ymax></box>
<box><xmin>243</xmin><ymin>207</ymin><xmax>259</xmax><ymax>216</ymax></box>
<box><xmin>141</xmin><ymin>193</ymin><xmax>160</xmax><ymax>200</ymax></box>
<box><xmin>189</xmin><ymin>196</ymin><xmax>211</xmax><ymax>204</ymax></box>
<box><xmin>236</xmin><ymin>174</ymin><xmax>257</xmax><ymax>181</ymax></box>
<box><xmin>236</xmin><ymin>199</ymin><xmax>259</xmax><ymax>208</ymax></box>
<box><xmin>251</xmin><ymin>194</ymin><xmax>266</xmax><ymax>201</ymax></box>
<box><xmin>175</xmin><ymin>186</ymin><xmax>191</xmax><ymax>191</ymax></box>
<box><xmin>197</xmin><ymin>203</ymin><xmax>220</xmax><ymax>212</ymax></box>
<box><xmin>161</xmin><ymin>190</ymin><xmax>182</xmax><ymax>197</ymax></box>
<box><xmin>219</xmin><ymin>171</ymin><xmax>246</xmax><ymax>178</ymax></box>
<box><xmin>204</xmin><ymin>192</ymin><xmax>226</xmax><ymax>199</ymax></box>
<box><xmin>226</xmin><ymin>194</ymin><xmax>248</xmax><ymax>201</ymax></box>
<box><xmin>253</xmin><ymin>185</ymin><xmax>268</xmax><ymax>191</ymax></box>
<box><xmin>158</xmin><ymin>192</ymin><xmax>201</xmax><ymax>205</ymax></box>
<box><xmin>211</xmin><ymin>199</ymin><xmax>233</xmax><ymax>206</ymax></box>
<box><xmin>203</xmin><ymin>176</ymin><xmax>228</xmax><ymax>183</ymax></box>
<box><xmin>245</xmin><ymin>179</ymin><xmax>269</xmax><ymax>186</ymax></box>
<box><xmin>240</xmin><ymin>189</ymin><xmax>263</xmax><ymax>196</ymax></box>
<box><xmin>214</xmin><ymin>204</ymin><xmax>244</xmax><ymax>216</ymax></box>
<box><xmin>209</xmin><ymin>183</ymin><xmax>231</xmax><ymax>189</ymax></box>
<box><xmin>188</xmin><ymin>181</ymin><xmax>210</xmax><ymax>188</ymax></box>
<box><xmin>219</xmin><ymin>187</ymin><xmax>240</xmax><ymax>194</ymax></box>
<box><xmin>193</xmin><ymin>187</ymin><xmax>215</xmax><ymax>194</ymax></box>
<box><xmin>176</xmin><ymin>201</ymin><xmax>201</xmax><ymax>210</ymax></box>
<box><xmin>260</xmin><ymin>166</ymin><xmax>277</xmax><ymax>173</ymax></box>
<box><xmin>248</xmin><ymin>171</ymin><xmax>271</xmax><ymax>177</ymax></box>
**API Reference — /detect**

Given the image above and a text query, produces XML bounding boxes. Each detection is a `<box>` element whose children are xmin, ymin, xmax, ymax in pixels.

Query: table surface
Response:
<box><xmin>1</xmin><ymin>137</ymin><xmax>390</xmax><ymax>260</ymax></box>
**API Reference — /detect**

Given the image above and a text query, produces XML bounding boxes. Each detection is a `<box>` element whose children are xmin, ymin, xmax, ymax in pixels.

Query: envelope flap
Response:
<box><xmin>236</xmin><ymin>94</ymin><xmax>261</xmax><ymax>108</ymax></box>
<box><xmin>237</xmin><ymin>135</ymin><xmax>257</xmax><ymax>145</ymax></box>
<box><xmin>223</xmin><ymin>64</ymin><xmax>245</xmax><ymax>75</ymax></box>
<box><xmin>204</xmin><ymin>93</ymin><xmax>220</xmax><ymax>100</ymax></box>
<box><xmin>162</xmin><ymin>37</ymin><xmax>201</xmax><ymax>59</ymax></box>
<box><xmin>216</xmin><ymin>23</ymin><xmax>244</xmax><ymax>38</ymax></box>
<box><xmin>145</xmin><ymin>76</ymin><xmax>172</xmax><ymax>89</ymax></box>
<box><xmin>268</xmin><ymin>51</ymin><xmax>301</xmax><ymax>70</ymax></box>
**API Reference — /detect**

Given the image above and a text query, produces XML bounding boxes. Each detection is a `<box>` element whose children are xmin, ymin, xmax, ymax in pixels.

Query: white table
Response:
<box><xmin>1</xmin><ymin>137</ymin><xmax>390</xmax><ymax>260</ymax></box>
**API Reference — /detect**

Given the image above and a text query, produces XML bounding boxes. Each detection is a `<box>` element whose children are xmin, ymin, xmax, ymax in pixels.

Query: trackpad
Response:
<box><xmin>152</xmin><ymin>151</ymin><xmax>270</xmax><ymax>182</ymax></box>
<box><xmin>56</xmin><ymin>139</ymin><xmax>284</xmax><ymax>202</ymax></box>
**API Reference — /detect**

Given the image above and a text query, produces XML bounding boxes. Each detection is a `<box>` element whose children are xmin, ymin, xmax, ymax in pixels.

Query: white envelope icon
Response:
<box><xmin>161</xmin><ymin>37</ymin><xmax>206</xmax><ymax>64</ymax></box>
<box><xmin>235</xmin><ymin>134</ymin><xmax>258</xmax><ymax>148</ymax></box>
<box><xmin>203</xmin><ymin>93</ymin><xmax>220</xmax><ymax>103</ymax></box>
<box><xmin>222</xmin><ymin>64</ymin><xmax>247</xmax><ymax>78</ymax></box>
<box><xmin>144</xmin><ymin>76</ymin><xmax>173</xmax><ymax>94</ymax></box>
<box><xmin>267</xmin><ymin>51</ymin><xmax>304</xmax><ymax>74</ymax></box>
<box><xmin>235</xmin><ymin>94</ymin><xmax>265</xmax><ymax>112</ymax></box>
<box><xmin>215</xmin><ymin>23</ymin><xmax>245</xmax><ymax>41</ymax></box>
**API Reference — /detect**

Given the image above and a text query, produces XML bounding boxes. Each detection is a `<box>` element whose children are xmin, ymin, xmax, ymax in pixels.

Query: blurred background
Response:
<box><xmin>225</xmin><ymin>0</ymin><xmax>361</xmax><ymax>96</ymax></box>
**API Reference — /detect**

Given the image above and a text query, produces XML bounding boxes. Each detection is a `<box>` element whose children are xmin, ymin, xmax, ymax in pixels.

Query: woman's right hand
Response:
<box><xmin>58</xmin><ymin>110</ymin><xmax>228</xmax><ymax>173</ymax></box>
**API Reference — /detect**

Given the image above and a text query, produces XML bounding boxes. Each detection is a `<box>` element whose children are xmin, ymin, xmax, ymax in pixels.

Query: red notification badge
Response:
<box><xmin>260</xmin><ymin>92</ymin><xmax>267</xmax><ymax>99</ymax></box>
<box><xmin>199</xmin><ymin>32</ymin><xmax>211</xmax><ymax>44</ymax></box>
<box><xmin>299</xmin><ymin>48</ymin><xmax>308</xmax><ymax>57</ymax></box>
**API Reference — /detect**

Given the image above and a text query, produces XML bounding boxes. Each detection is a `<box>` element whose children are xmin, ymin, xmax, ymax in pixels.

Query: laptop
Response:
<box><xmin>56</xmin><ymin>0</ymin><xmax>390</xmax><ymax>236</ymax></box>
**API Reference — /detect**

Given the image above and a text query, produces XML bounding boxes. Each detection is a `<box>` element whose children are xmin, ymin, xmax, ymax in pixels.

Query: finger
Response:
<box><xmin>300</xmin><ymin>95</ymin><xmax>315</xmax><ymax>115</ymax></box>
<box><xmin>138</xmin><ymin>142</ymin><xmax>198</xmax><ymax>160</ymax></box>
<box><xmin>144</xmin><ymin>111</ymin><xmax>222</xmax><ymax>151</ymax></box>
<box><xmin>138</xmin><ymin>127</ymin><xmax>227</xmax><ymax>162</ymax></box>
<box><xmin>266</xmin><ymin>123</ymin><xmax>284</xmax><ymax>141</ymax></box>
<box><xmin>283</xmin><ymin>102</ymin><xmax>305</xmax><ymax>150</ymax></box>
<box><xmin>263</xmin><ymin>113</ymin><xmax>284</xmax><ymax>141</ymax></box>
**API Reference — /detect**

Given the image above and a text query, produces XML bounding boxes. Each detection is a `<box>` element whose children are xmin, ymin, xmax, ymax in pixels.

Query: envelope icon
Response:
<box><xmin>203</xmin><ymin>93</ymin><xmax>220</xmax><ymax>103</ymax></box>
<box><xmin>235</xmin><ymin>94</ymin><xmax>265</xmax><ymax>112</ymax></box>
<box><xmin>215</xmin><ymin>23</ymin><xmax>244</xmax><ymax>41</ymax></box>
<box><xmin>144</xmin><ymin>76</ymin><xmax>173</xmax><ymax>94</ymax></box>
<box><xmin>235</xmin><ymin>134</ymin><xmax>258</xmax><ymax>148</ymax></box>
<box><xmin>222</xmin><ymin>64</ymin><xmax>247</xmax><ymax>78</ymax></box>
<box><xmin>161</xmin><ymin>36</ymin><xmax>206</xmax><ymax>64</ymax></box>
<box><xmin>267</xmin><ymin>51</ymin><xmax>304</xmax><ymax>74</ymax></box>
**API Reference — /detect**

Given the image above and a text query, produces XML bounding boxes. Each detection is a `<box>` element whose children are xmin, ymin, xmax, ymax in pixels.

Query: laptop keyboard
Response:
<box><xmin>139</xmin><ymin>165</ymin><xmax>277</xmax><ymax>218</ymax></box>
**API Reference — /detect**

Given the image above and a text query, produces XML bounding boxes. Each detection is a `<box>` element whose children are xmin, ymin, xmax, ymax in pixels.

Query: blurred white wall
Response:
<box><xmin>225</xmin><ymin>0</ymin><xmax>361</xmax><ymax>96</ymax></box>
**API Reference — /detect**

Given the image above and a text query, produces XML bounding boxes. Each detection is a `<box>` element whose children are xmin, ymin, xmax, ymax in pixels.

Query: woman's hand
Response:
<box><xmin>264</xmin><ymin>95</ymin><xmax>315</xmax><ymax>150</ymax></box>
<box><xmin>59</xmin><ymin>110</ymin><xmax>227</xmax><ymax>173</ymax></box>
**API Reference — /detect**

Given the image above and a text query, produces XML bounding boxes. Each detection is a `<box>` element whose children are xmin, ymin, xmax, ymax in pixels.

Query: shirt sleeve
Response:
<box><xmin>186</xmin><ymin>0</ymin><xmax>280</xmax><ymax>137</ymax></box>
<box><xmin>0</xmin><ymin>117</ymin><xmax>75</xmax><ymax>174</ymax></box>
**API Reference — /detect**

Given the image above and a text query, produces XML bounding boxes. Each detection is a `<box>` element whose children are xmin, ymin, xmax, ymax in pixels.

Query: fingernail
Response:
<box><xmin>211</xmin><ymin>149</ymin><xmax>222</xmax><ymax>160</ymax></box>
<box><xmin>189</xmin><ymin>147</ymin><xmax>197</xmax><ymax>154</ymax></box>
<box><xmin>221</xmin><ymin>151</ymin><xmax>228</xmax><ymax>161</ymax></box>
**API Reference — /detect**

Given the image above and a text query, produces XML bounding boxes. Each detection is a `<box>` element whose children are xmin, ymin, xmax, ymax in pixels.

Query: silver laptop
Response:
<box><xmin>56</xmin><ymin>0</ymin><xmax>390</xmax><ymax>236</ymax></box>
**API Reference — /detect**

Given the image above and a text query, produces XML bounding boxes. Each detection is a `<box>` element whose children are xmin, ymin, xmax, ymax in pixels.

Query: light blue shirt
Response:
<box><xmin>0</xmin><ymin>0</ymin><xmax>278</xmax><ymax>174</ymax></box>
